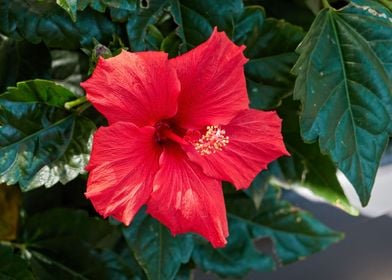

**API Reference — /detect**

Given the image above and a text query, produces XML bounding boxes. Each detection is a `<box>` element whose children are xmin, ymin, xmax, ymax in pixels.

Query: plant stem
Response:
<box><xmin>0</xmin><ymin>241</ymin><xmax>26</xmax><ymax>250</ymax></box>
<box><xmin>322</xmin><ymin>0</ymin><xmax>331</xmax><ymax>8</ymax></box>
<box><xmin>76</xmin><ymin>102</ymin><xmax>92</xmax><ymax>115</ymax></box>
<box><xmin>64</xmin><ymin>96</ymin><xmax>87</xmax><ymax>110</ymax></box>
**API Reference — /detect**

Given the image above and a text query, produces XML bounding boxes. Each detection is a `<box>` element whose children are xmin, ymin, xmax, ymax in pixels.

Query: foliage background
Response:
<box><xmin>0</xmin><ymin>0</ymin><xmax>391</xmax><ymax>279</ymax></box>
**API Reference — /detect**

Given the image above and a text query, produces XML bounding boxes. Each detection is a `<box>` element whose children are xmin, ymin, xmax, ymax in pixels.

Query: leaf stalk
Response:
<box><xmin>64</xmin><ymin>96</ymin><xmax>88</xmax><ymax>110</ymax></box>
<box><xmin>322</xmin><ymin>0</ymin><xmax>331</xmax><ymax>8</ymax></box>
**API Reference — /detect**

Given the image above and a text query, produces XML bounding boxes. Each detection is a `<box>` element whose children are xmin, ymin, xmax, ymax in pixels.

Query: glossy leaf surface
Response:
<box><xmin>0</xmin><ymin>80</ymin><xmax>95</xmax><ymax>191</ymax></box>
<box><xmin>122</xmin><ymin>211</ymin><xmax>194</xmax><ymax>280</ymax></box>
<box><xmin>292</xmin><ymin>0</ymin><xmax>392</xmax><ymax>205</ymax></box>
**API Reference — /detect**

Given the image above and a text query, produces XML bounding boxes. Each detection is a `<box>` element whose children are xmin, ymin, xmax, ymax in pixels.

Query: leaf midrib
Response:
<box><xmin>327</xmin><ymin>10</ymin><xmax>368</xmax><ymax>197</ymax></box>
<box><xmin>0</xmin><ymin>114</ymin><xmax>75</xmax><ymax>153</ymax></box>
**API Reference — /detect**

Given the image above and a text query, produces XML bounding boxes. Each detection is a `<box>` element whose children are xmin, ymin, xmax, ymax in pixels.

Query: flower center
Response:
<box><xmin>155</xmin><ymin>121</ymin><xmax>187</xmax><ymax>145</ymax></box>
<box><xmin>187</xmin><ymin>125</ymin><xmax>229</xmax><ymax>156</ymax></box>
<box><xmin>155</xmin><ymin>122</ymin><xmax>229</xmax><ymax>156</ymax></box>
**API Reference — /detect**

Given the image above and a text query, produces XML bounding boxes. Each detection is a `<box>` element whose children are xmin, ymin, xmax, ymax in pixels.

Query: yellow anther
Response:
<box><xmin>192</xmin><ymin>125</ymin><xmax>229</xmax><ymax>156</ymax></box>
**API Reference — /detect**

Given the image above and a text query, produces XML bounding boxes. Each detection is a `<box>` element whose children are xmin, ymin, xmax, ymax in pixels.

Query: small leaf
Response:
<box><xmin>0</xmin><ymin>245</ymin><xmax>35</xmax><ymax>279</ymax></box>
<box><xmin>122</xmin><ymin>210</ymin><xmax>194</xmax><ymax>280</ymax></box>
<box><xmin>227</xmin><ymin>186</ymin><xmax>343</xmax><ymax>265</ymax></box>
<box><xmin>0</xmin><ymin>185</ymin><xmax>21</xmax><ymax>240</ymax></box>
<box><xmin>0</xmin><ymin>80</ymin><xmax>95</xmax><ymax>191</ymax></box>
<box><xmin>292</xmin><ymin>0</ymin><xmax>392</xmax><ymax>205</ymax></box>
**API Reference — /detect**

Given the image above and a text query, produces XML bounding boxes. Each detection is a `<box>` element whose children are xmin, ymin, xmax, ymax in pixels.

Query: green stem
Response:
<box><xmin>0</xmin><ymin>241</ymin><xmax>26</xmax><ymax>250</ymax></box>
<box><xmin>322</xmin><ymin>0</ymin><xmax>331</xmax><ymax>8</ymax></box>
<box><xmin>76</xmin><ymin>102</ymin><xmax>92</xmax><ymax>115</ymax></box>
<box><xmin>64</xmin><ymin>96</ymin><xmax>87</xmax><ymax>110</ymax></box>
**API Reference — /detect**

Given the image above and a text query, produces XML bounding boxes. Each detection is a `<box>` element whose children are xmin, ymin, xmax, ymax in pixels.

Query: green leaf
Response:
<box><xmin>292</xmin><ymin>0</ymin><xmax>392</xmax><ymax>205</ymax></box>
<box><xmin>0</xmin><ymin>80</ymin><xmax>95</xmax><ymax>191</ymax></box>
<box><xmin>227</xmin><ymin>186</ymin><xmax>343</xmax><ymax>265</ymax></box>
<box><xmin>245</xmin><ymin>0</ymin><xmax>317</xmax><ymax>29</ymax></box>
<box><xmin>125</xmin><ymin>0</ymin><xmax>171</xmax><ymax>51</ymax></box>
<box><xmin>243</xmin><ymin>15</ymin><xmax>305</xmax><ymax>109</ymax></box>
<box><xmin>56</xmin><ymin>0</ymin><xmax>78</xmax><ymax>21</ymax></box>
<box><xmin>122</xmin><ymin>210</ymin><xmax>194</xmax><ymax>280</ymax></box>
<box><xmin>0</xmin><ymin>36</ymin><xmax>51</xmax><ymax>93</ymax></box>
<box><xmin>244</xmin><ymin>171</ymin><xmax>270</xmax><ymax>209</ymax></box>
<box><xmin>163</xmin><ymin>0</ymin><xmax>241</xmax><ymax>55</ymax></box>
<box><xmin>273</xmin><ymin>99</ymin><xmax>357</xmax><ymax>215</ymax></box>
<box><xmin>97</xmin><ymin>249</ymin><xmax>146</xmax><ymax>280</ymax></box>
<box><xmin>0</xmin><ymin>0</ymin><xmax>118</xmax><ymax>49</ymax></box>
<box><xmin>192</xmin><ymin>215</ymin><xmax>275</xmax><ymax>278</ymax></box>
<box><xmin>22</xmin><ymin>208</ymin><xmax>121</xmax><ymax>279</ymax></box>
<box><xmin>0</xmin><ymin>245</ymin><xmax>35</xmax><ymax>280</ymax></box>
<box><xmin>78</xmin><ymin>0</ymin><xmax>137</xmax><ymax>13</ymax></box>
<box><xmin>379</xmin><ymin>0</ymin><xmax>392</xmax><ymax>10</ymax></box>
<box><xmin>58</xmin><ymin>0</ymin><xmax>137</xmax><ymax>21</ymax></box>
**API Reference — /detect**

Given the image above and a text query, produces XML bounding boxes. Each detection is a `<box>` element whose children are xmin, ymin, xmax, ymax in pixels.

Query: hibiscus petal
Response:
<box><xmin>170</xmin><ymin>28</ymin><xmax>249</xmax><ymax>129</ymax></box>
<box><xmin>147</xmin><ymin>144</ymin><xmax>228</xmax><ymax>248</ymax></box>
<box><xmin>86</xmin><ymin>122</ymin><xmax>161</xmax><ymax>225</ymax></box>
<box><xmin>186</xmin><ymin>109</ymin><xmax>290</xmax><ymax>189</ymax></box>
<box><xmin>81</xmin><ymin>51</ymin><xmax>180</xmax><ymax>126</ymax></box>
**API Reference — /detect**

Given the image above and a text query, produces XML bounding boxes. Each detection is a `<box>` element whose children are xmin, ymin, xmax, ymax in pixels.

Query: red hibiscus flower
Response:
<box><xmin>81</xmin><ymin>28</ymin><xmax>289</xmax><ymax>248</ymax></box>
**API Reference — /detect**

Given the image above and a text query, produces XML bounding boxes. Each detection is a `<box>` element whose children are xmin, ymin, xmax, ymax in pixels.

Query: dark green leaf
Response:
<box><xmin>123</xmin><ymin>210</ymin><xmax>194</xmax><ymax>280</ymax></box>
<box><xmin>56</xmin><ymin>0</ymin><xmax>78</xmax><ymax>21</ymax></box>
<box><xmin>78</xmin><ymin>0</ymin><xmax>137</xmax><ymax>13</ymax></box>
<box><xmin>126</xmin><ymin>0</ymin><xmax>171</xmax><ymax>51</ymax></box>
<box><xmin>244</xmin><ymin>16</ymin><xmax>305</xmax><ymax>109</ymax></box>
<box><xmin>244</xmin><ymin>171</ymin><xmax>270</xmax><ymax>209</ymax></box>
<box><xmin>162</xmin><ymin>0</ymin><xmax>249</xmax><ymax>56</ymax></box>
<box><xmin>0</xmin><ymin>80</ymin><xmax>95</xmax><ymax>191</ymax></box>
<box><xmin>59</xmin><ymin>0</ymin><xmax>137</xmax><ymax>21</ymax></box>
<box><xmin>0</xmin><ymin>36</ymin><xmax>51</xmax><ymax>93</ymax></box>
<box><xmin>0</xmin><ymin>245</ymin><xmax>35</xmax><ymax>280</ymax></box>
<box><xmin>273</xmin><ymin>99</ymin><xmax>357</xmax><ymax>215</ymax></box>
<box><xmin>227</xmin><ymin>186</ymin><xmax>343</xmax><ymax>265</ymax></box>
<box><xmin>292</xmin><ymin>0</ymin><xmax>392</xmax><ymax>205</ymax></box>
<box><xmin>98</xmin><ymin>249</ymin><xmax>146</xmax><ymax>280</ymax></box>
<box><xmin>22</xmin><ymin>208</ymin><xmax>121</xmax><ymax>279</ymax></box>
<box><xmin>161</xmin><ymin>32</ymin><xmax>182</xmax><ymax>57</ymax></box>
<box><xmin>192</xmin><ymin>215</ymin><xmax>275</xmax><ymax>278</ymax></box>
<box><xmin>244</xmin><ymin>0</ymin><xmax>318</xmax><ymax>29</ymax></box>
<box><xmin>0</xmin><ymin>0</ymin><xmax>118</xmax><ymax>49</ymax></box>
